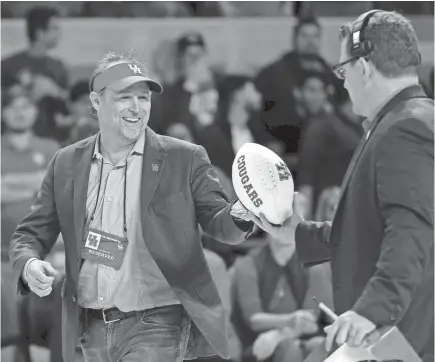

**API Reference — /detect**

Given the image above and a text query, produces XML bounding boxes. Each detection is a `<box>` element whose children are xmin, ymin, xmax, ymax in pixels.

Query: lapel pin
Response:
<box><xmin>152</xmin><ymin>163</ymin><xmax>159</xmax><ymax>172</ymax></box>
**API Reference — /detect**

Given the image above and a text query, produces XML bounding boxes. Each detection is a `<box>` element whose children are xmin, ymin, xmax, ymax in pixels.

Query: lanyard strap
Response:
<box><xmin>89</xmin><ymin>157</ymin><xmax>128</xmax><ymax>234</ymax></box>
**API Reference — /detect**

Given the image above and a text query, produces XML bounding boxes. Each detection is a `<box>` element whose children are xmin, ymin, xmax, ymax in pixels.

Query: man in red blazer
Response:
<box><xmin>9</xmin><ymin>52</ymin><xmax>253</xmax><ymax>362</ymax></box>
<box><xmin>241</xmin><ymin>10</ymin><xmax>434</xmax><ymax>361</ymax></box>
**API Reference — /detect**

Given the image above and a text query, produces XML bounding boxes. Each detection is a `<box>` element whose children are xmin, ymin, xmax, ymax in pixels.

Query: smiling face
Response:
<box><xmin>91</xmin><ymin>81</ymin><xmax>151</xmax><ymax>142</ymax></box>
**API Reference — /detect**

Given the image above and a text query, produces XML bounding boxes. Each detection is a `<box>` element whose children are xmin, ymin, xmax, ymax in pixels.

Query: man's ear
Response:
<box><xmin>89</xmin><ymin>91</ymin><xmax>100</xmax><ymax>113</ymax></box>
<box><xmin>358</xmin><ymin>58</ymin><xmax>372</xmax><ymax>84</ymax></box>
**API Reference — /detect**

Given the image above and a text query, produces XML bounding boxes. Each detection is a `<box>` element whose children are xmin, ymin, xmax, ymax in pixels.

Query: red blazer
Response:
<box><xmin>9</xmin><ymin>128</ymin><xmax>250</xmax><ymax>362</ymax></box>
<box><xmin>295</xmin><ymin>85</ymin><xmax>434</xmax><ymax>360</ymax></box>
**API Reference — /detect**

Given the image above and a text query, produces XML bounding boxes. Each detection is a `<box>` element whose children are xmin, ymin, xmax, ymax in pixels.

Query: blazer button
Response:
<box><xmin>72</xmin><ymin>295</ymin><xmax>77</xmax><ymax>302</ymax></box>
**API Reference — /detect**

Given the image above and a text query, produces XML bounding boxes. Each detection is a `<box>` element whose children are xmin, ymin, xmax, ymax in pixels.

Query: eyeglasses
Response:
<box><xmin>332</xmin><ymin>56</ymin><xmax>359</xmax><ymax>80</ymax></box>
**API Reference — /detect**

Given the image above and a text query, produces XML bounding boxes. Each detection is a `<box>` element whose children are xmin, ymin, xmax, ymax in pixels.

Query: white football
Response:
<box><xmin>232</xmin><ymin>143</ymin><xmax>294</xmax><ymax>225</ymax></box>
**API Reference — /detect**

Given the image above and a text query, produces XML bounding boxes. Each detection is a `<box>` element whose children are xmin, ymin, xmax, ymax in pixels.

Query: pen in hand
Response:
<box><xmin>313</xmin><ymin>296</ymin><xmax>338</xmax><ymax>322</ymax></box>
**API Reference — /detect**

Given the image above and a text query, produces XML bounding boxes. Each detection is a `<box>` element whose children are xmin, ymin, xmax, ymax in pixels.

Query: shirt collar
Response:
<box><xmin>93</xmin><ymin>130</ymin><xmax>146</xmax><ymax>160</ymax></box>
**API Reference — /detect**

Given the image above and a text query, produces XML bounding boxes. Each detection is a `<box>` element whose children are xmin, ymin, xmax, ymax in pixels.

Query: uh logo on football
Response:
<box><xmin>276</xmin><ymin>162</ymin><xmax>291</xmax><ymax>181</ymax></box>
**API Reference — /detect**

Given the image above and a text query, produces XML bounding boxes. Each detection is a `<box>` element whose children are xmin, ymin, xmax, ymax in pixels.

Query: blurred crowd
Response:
<box><xmin>1</xmin><ymin>4</ymin><xmax>434</xmax><ymax>362</ymax></box>
<box><xmin>2</xmin><ymin>1</ymin><xmax>434</xmax><ymax>18</ymax></box>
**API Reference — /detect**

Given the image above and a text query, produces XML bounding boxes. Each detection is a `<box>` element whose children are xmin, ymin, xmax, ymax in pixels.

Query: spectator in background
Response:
<box><xmin>42</xmin><ymin>80</ymin><xmax>103</xmax><ymax>147</ymax></box>
<box><xmin>1</xmin><ymin>86</ymin><xmax>59</xmax><ymax>362</ymax></box>
<box><xmin>67</xmin><ymin>80</ymin><xmax>100</xmax><ymax>145</ymax></box>
<box><xmin>192</xmin><ymin>75</ymin><xmax>265</xmax><ymax>179</ymax></box>
<box><xmin>35</xmin><ymin>97</ymin><xmax>74</xmax><ymax>146</ymax></box>
<box><xmin>232</xmin><ymin>235</ymin><xmax>333</xmax><ymax>362</ymax></box>
<box><xmin>150</xmin><ymin>32</ymin><xmax>221</xmax><ymax>135</ymax></box>
<box><xmin>255</xmin><ymin>17</ymin><xmax>343</xmax><ymax>160</ymax></box>
<box><xmin>166</xmin><ymin>75</ymin><xmax>276</xmax><ymax>180</ymax></box>
<box><xmin>296</xmin><ymin>72</ymin><xmax>363</xmax><ymax>218</ymax></box>
<box><xmin>1</xmin><ymin>86</ymin><xmax>60</xmax><ymax>248</ymax></box>
<box><xmin>1</xmin><ymin>6</ymin><xmax>68</xmax><ymax>98</ymax></box>
<box><xmin>1</xmin><ymin>6</ymin><xmax>72</xmax><ymax>145</ymax></box>
<box><xmin>216</xmin><ymin>75</ymin><xmax>280</xmax><ymax>156</ymax></box>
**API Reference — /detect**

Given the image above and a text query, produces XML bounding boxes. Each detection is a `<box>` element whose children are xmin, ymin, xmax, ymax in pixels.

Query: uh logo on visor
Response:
<box><xmin>128</xmin><ymin>64</ymin><xmax>142</xmax><ymax>74</ymax></box>
<box><xmin>92</xmin><ymin>62</ymin><xmax>163</xmax><ymax>94</ymax></box>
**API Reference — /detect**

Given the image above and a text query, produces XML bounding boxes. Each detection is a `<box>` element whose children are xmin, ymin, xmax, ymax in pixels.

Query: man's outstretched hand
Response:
<box><xmin>232</xmin><ymin>192</ymin><xmax>305</xmax><ymax>245</ymax></box>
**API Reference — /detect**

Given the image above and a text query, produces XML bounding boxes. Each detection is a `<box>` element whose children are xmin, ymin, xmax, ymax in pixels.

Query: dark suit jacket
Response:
<box><xmin>295</xmin><ymin>85</ymin><xmax>434</xmax><ymax>360</ymax></box>
<box><xmin>9</xmin><ymin>128</ymin><xmax>250</xmax><ymax>362</ymax></box>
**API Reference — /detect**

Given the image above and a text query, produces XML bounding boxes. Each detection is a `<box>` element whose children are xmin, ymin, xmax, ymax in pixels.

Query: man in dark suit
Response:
<box><xmin>238</xmin><ymin>10</ymin><xmax>433</xmax><ymax>361</ymax></box>
<box><xmin>9</xmin><ymin>51</ymin><xmax>253</xmax><ymax>362</ymax></box>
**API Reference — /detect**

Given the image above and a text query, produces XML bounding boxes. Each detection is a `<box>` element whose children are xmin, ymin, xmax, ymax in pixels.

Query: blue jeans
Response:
<box><xmin>80</xmin><ymin>304</ymin><xmax>190</xmax><ymax>362</ymax></box>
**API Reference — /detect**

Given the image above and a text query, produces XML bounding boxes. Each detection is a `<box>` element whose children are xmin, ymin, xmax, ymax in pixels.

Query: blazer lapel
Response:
<box><xmin>140</xmin><ymin>128</ymin><xmax>167</xmax><ymax>227</ymax></box>
<box><xmin>73</xmin><ymin>135</ymin><xmax>97</xmax><ymax>255</ymax></box>
<box><xmin>335</xmin><ymin>85</ymin><xmax>428</xmax><ymax>209</ymax></box>
<box><xmin>335</xmin><ymin>131</ymin><xmax>369</xmax><ymax>206</ymax></box>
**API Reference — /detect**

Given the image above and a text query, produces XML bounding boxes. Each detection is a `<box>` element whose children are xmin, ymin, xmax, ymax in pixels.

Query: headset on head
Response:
<box><xmin>348</xmin><ymin>10</ymin><xmax>384</xmax><ymax>59</ymax></box>
<box><xmin>349</xmin><ymin>9</ymin><xmax>422</xmax><ymax>64</ymax></box>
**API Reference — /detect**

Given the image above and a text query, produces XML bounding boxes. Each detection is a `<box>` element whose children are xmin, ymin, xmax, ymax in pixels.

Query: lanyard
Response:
<box><xmin>89</xmin><ymin>156</ymin><xmax>128</xmax><ymax>234</ymax></box>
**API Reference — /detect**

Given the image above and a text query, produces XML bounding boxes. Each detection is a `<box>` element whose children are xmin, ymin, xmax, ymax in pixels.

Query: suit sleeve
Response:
<box><xmin>298</xmin><ymin>120</ymin><xmax>329</xmax><ymax>187</ymax></box>
<box><xmin>9</xmin><ymin>152</ymin><xmax>61</xmax><ymax>295</ymax></box>
<box><xmin>190</xmin><ymin>145</ymin><xmax>251</xmax><ymax>244</ymax></box>
<box><xmin>295</xmin><ymin>221</ymin><xmax>332</xmax><ymax>267</ymax></box>
<box><xmin>352</xmin><ymin>119</ymin><xmax>434</xmax><ymax>325</ymax></box>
